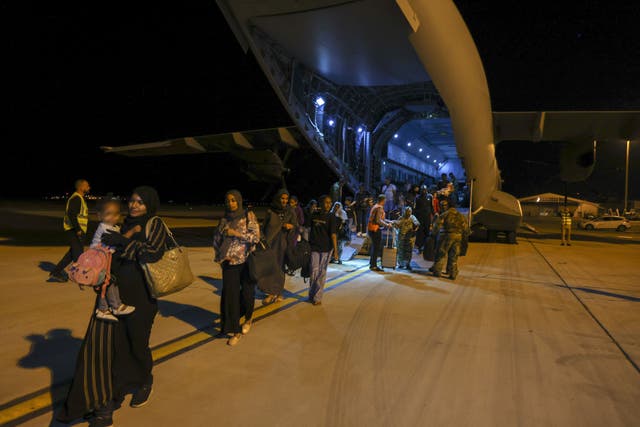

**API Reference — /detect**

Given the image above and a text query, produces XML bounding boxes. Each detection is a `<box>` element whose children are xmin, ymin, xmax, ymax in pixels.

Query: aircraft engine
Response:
<box><xmin>559</xmin><ymin>141</ymin><xmax>596</xmax><ymax>182</ymax></box>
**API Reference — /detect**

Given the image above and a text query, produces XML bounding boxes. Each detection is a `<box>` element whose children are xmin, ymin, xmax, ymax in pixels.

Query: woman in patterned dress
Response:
<box><xmin>393</xmin><ymin>207</ymin><xmax>420</xmax><ymax>270</ymax></box>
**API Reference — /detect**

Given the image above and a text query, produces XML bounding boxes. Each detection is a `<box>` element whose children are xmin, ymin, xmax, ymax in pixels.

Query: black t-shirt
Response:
<box><xmin>414</xmin><ymin>195</ymin><xmax>433</xmax><ymax>218</ymax></box>
<box><xmin>309</xmin><ymin>211</ymin><xmax>337</xmax><ymax>252</ymax></box>
<box><xmin>355</xmin><ymin>190</ymin><xmax>371</xmax><ymax>208</ymax></box>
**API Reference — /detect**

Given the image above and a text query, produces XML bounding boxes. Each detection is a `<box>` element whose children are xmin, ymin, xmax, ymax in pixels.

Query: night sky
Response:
<box><xmin>3</xmin><ymin>1</ymin><xmax>640</xmax><ymax>203</ymax></box>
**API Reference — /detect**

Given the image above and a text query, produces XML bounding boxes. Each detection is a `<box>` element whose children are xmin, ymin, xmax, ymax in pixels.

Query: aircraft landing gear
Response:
<box><xmin>487</xmin><ymin>230</ymin><xmax>517</xmax><ymax>244</ymax></box>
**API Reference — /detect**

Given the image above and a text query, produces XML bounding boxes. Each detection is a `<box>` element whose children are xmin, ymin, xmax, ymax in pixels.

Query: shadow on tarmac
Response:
<box><xmin>569</xmin><ymin>286</ymin><xmax>640</xmax><ymax>303</ymax></box>
<box><xmin>17</xmin><ymin>329</ymin><xmax>83</xmax><ymax>427</ymax></box>
<box><xmin>39</xmin><ymin>261</ymin><xmax>57</xmax><ymax>273</ymax></box>
<box><xmin>157</xmin><ymin>300</ymin><xmax>220</xmax><ymax>336</ymax></box>
<box><xmin>198</xmin><ymin>275</ymin><xmax>223</xmax><ymax>295</ymax></box>
<box><xmin>386</xmin><ymin>272</ymin><xmax>451</xmax><ymax>294</ymax></box>
<box><xmin>11</xmin><ymin>300</ymin><xmax>220</xmax><ymax>426</ymax></box>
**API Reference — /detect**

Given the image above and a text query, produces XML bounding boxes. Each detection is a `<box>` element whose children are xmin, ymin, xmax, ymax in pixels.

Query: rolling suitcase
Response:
<box><xmin>381</xmin><ymin>230</ymin><xmax>397</xmax><ymax>269</ymax></box>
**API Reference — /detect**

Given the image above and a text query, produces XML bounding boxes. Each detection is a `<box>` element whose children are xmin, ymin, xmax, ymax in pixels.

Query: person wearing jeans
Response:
<box><xmin>308</xmin><ymin>195</ymin><xmax>338</xmax><ymax>305</ymax></box>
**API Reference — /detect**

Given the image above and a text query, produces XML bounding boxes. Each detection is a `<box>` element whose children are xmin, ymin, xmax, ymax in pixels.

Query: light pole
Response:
<box><xmin>624</xmin><ymin>140</ymin><xmax>630</xmax><ymax>213</ymax></box>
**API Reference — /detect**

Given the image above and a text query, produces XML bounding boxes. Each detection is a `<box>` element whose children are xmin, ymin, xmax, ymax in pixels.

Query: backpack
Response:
<box><xmin>285</xmin><ymin>238</ymin><xmax>311</xmax><ymax>276</ymax></box>
<box><xmin>68</xmin><ymin>245</ymin><xmax>112</xmax><ymax>289</ymax></box>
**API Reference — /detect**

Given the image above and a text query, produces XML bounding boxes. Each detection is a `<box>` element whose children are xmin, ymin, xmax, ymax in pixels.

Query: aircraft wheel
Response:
<box><xmin>616</xmin><ymin>225</ymin><xmax>627</xmax><ymax>232</ymax></box>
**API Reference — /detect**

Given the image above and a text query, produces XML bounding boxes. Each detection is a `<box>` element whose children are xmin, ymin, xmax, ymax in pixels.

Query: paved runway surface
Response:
<box><xmin>1</xmin><ymin>206</ymin><xmax>639</xmax><ymax>426</ymax></box>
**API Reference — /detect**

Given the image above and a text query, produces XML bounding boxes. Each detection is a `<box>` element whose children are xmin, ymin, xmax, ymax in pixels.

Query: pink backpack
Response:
<box><xmin>68</xmin><ymin>245</ymin><xmax>112</xmax><ymax>288</ymax></box>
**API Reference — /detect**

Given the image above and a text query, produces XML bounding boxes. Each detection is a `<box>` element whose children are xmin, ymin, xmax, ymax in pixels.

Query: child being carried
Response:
<box><xmin>91</xmin><ymin>199</ymin><xmax>140</xmax><ymax>322</ymax></box>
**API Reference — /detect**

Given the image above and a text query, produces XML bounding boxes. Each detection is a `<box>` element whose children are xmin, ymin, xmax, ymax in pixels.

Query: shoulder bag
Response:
<box><xmin>245</xmin><ymin>210</ymin><xmax>280</xmax><ymax>283</ymax></box>
<box><xmin>141</xmin><ymin>217</ymin><xmax>194</xmax><ymax>298</ymax></box>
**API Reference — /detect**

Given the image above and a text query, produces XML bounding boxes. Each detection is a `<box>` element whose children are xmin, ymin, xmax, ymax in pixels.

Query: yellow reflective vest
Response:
<box><xmin>63</xmin><ymin>192</ymin><xmax>88</xmax><ymax>233</ymax></box>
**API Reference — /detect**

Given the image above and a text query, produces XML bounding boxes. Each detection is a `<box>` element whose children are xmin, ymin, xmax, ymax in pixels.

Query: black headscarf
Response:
<box><xmin>270</xmin><ymin>188</ymin><xmax>289</xmax><ymax>214</ymax></box>
<box><xmin>225</xmin><ymin>189</ymin><xmax>244</xmax><ymax>221</ymax></box>
<box><xmin>123</xmin><ymin>186</ymin><xmax>160</xmax><ymax>232</ymax></box>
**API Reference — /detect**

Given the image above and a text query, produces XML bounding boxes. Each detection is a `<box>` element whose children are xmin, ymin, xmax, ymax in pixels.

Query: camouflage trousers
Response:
<box><xmin>432</xmin><ymin>232</ymin><xmax>462</xmax><ymax>277</ymax></box>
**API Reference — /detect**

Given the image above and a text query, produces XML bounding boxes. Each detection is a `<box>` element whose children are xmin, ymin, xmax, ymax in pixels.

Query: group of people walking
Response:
<box><xmin>50</xmin><ymin>182</ymin><xmax>343</xmax><ymax>426</ymax></box>
<box><xmin>49</xmin><ymin>177</ymin><xmax>467</xmax><ymax>426</ymax></box>
<box><xmin>364</xmin><ymin>177</ymin><xmax>469</xmax><ymax>279</ymax></box>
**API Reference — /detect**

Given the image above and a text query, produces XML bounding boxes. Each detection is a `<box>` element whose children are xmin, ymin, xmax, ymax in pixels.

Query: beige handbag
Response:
<box><xmin>141</xmin><ymin>217</ymin><xmax>194</xmax><ymax>298</ymax></box>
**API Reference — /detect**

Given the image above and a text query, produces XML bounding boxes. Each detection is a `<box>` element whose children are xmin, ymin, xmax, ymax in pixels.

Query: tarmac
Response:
<box><xmin>0</xmin><ymin>203</ymin><xmax>639</xmax><ymax>426</ymax></box>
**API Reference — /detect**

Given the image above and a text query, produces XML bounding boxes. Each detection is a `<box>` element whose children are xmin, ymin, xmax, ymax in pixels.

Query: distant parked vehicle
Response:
<box><xmin>579</xmin><ymin>216</ymin><xmax>632</xmax><ymax>232</ymax></box>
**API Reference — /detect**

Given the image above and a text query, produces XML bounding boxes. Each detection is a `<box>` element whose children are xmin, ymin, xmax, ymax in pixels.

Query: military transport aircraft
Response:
<box><xmin>103</xmin><ymin>0</ymin><xmax>640</xmax><ymax>242</ymax></box>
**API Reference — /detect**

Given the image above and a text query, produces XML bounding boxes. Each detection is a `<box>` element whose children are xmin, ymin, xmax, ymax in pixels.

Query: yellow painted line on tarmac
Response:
<box><xmin>0</xmin><ymin>265</ymin><xmax>370</xmax><ymax>426</ymax></box>
<box><xmin>152</xmin><ymin>265</ymin><xmax>368</xmax><ymax>360</ymax></box>
<box><xmin>0</xmin><ymin>385</ymin><xmax>66</xmax><ymax>427</ymax></box>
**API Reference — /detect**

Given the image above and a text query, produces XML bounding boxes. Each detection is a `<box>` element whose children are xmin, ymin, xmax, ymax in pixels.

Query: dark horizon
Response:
<box><xmin>3</xmin><ymin>1</ymin><xmax>640</xmax><ymax>203</ymax></box>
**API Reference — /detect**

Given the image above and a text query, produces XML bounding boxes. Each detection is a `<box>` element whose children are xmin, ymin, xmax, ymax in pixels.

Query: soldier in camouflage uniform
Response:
<box><xmin>431</xmin><ymin>199</ymin><xmax>469</xmax><ymax>280</ymax></box>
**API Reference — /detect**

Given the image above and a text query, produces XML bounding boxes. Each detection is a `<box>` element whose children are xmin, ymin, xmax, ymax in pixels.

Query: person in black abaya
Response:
<box><xmin>259</xmin><ymin>189</ymin><xmax>297</xmax><ymax>304</ymax></box>
<box><xmin>57</xmin><ymin>186</ymin><xmax>167</xmax><ymax>427</ymax></box>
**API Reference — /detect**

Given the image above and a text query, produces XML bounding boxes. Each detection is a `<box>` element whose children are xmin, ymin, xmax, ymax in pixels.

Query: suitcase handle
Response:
<box><xmin>385</xmin><ymin>228</ymin><xmax>393</xmax><ymax>248</ymax></box>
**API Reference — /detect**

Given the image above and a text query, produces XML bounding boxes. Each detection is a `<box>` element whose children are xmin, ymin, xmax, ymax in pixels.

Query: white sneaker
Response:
<box><xmin>228</xmin><ymin>333</ymin><xmax>242</xmax><ymax>346</ymax></box>
<box><xmin>96</xmin><ymin>309</ymin><xmax>118</xmax><ymax>322</ymax></box>
<box><xmin>242</xmin><ymin>320</ymin><xmax>252</xmax><ymax>335</ymax></box>
<box><xmin>112</xmin><ymin>304</ymin><xmax>135</xmax><ymax>316</ymax></box>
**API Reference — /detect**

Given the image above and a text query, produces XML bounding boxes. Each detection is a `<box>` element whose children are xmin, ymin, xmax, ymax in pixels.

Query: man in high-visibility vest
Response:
<box><xmin>560</xmin><ymin>207</ymin><xmax>572</xmax><ymax>246</ymax></box>
<box><xmin>48</xmin><ymin>179</ymin><xmax>91</xmax><ymax>282</ymax></box>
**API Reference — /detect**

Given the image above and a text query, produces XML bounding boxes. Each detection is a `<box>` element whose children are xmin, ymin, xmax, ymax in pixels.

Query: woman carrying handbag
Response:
<box><xmin>213</xmin><ymin>190</ymin><xmax>260</xmax><ymax>346</ymax></box>
<box><xmin>58</xmin><ymin>186</ymin><xmax>169</xmax><ymax>427</ymax></box>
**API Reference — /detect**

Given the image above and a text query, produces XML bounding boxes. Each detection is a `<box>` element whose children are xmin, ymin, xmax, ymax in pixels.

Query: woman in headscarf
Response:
<box><xmin>289</xmin><ymin>195</ymin><xmax>305</xmax><ymax>227</ymax></box>
<box><xmin>330</xmin><ymin>202</ymin><xmax>349</xmax><ymax>264</ymax></box>
<box><xmin>393</xmin><ymin>206</ymin><xmax>420</xmax><ymax>270</ymax></box>
<box><xmin>259</xmin><ymin>189</ymin><xmax>297</xmax><ymax>304</ymax></box>
<box><xmin>57</xmin><ymin>186</ymin><xmax>168</xmax><ymax>427</ymax></box>
<box><xmin>213</xmin><ymin>190</ymin><xmax>260</xmax><ymax>346</ymax></box>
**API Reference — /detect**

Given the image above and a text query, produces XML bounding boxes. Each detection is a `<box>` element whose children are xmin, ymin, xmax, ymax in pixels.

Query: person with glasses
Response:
<box><xmin>58</xmin><ymin>186</ymin><xmax>168</xmax><ymax>427</ymax></box>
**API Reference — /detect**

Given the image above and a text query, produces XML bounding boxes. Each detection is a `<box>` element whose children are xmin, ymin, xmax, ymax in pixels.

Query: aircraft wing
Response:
<box><xmin>100</xmin><ymin>126</ymin><xmax>299</xmax><ymax>157</ymax></box>
<box><xmin>493</xmin><ymin>111</ymin><xmax>640</xmax><ymax>142</ymax></box>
